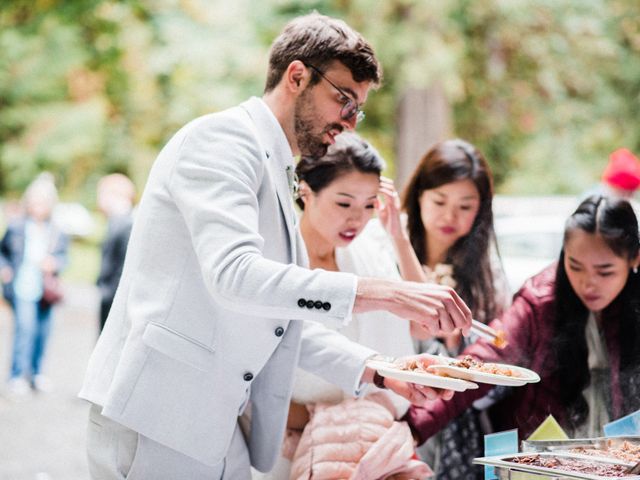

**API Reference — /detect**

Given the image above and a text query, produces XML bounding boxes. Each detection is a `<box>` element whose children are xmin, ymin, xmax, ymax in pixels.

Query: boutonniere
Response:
<box><xmin>286</xmin><ymin>165</ymin><xmax>299</xmax><ymax>198</ymax></box>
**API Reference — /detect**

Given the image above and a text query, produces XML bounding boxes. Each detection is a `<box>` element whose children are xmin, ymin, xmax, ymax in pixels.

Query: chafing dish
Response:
<box><xmin>474</xmin><ymin>451</ymin><xmax>640</xmax><ymax>480</ymax></box>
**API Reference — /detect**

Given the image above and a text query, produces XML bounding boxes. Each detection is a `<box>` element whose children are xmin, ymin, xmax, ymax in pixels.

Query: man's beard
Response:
<box><xmin>294</xmin><ymin>90</ymin><xmax>341</xmax><ymax>158</ymax></box>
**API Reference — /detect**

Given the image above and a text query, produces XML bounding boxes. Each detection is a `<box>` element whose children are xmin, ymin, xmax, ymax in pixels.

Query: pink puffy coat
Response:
<box><xmin>289</xmin><ymin>393</ymin><xmax>432</xmax><ymax>480</ymax></box>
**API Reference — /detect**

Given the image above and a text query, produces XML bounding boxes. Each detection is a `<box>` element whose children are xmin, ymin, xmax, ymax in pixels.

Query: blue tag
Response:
<box><xmin>604</xmin><ymin>409</ymin><xmax>640</xmax><ymax>437</ymax></box>
<box><xmin>484</xmin><ymin>429</ymin><xmax>518</xmax><ymax>480</ymax></box>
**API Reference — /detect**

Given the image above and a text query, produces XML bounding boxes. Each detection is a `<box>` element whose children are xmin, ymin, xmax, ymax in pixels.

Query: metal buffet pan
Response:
<box><xmin>522</xmin><ymin>436</ymin><xmax>640</xmax><ymax>452</ymax></box>
<box><xmin>521</xmin><ymin>437</ymin><xmax>640</xmax><ymax>463</ymax></box>
<box><xmin>473</xmin><ymin>452</ymin><xmax>640</xmax><ymax>480</ymax></box>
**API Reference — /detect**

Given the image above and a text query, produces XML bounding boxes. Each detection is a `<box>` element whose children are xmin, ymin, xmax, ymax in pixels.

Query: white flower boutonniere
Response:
<box><xmin>286</xmin><ymin>165</ymin><xmax>299</xmax><ymax>198</ymax></box>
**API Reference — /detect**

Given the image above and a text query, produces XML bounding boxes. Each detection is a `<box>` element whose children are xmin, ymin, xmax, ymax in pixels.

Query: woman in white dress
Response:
<box><xmin>253</xmin><ymin>132</ymin><xmax>427</xmax><ymax>479</ymax></box>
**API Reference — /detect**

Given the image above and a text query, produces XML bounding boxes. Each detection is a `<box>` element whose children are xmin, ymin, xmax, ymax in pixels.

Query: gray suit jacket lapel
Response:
<box><xmin>241</xmin><ymin>98</ymin><xmax>298</xmax><ymax>260</ymax></box>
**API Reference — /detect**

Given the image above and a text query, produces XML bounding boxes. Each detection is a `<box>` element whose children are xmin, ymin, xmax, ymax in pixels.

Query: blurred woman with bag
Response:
<box><xmin>0</xmin><ymin>173</ymin><xmax>69</xmax><ymax>396</ymax></box>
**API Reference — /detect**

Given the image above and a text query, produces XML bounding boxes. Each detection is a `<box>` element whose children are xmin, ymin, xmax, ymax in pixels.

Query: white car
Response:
<box><xmin>493</xmin><ymin>196</ymin><xmax>578</xmax><ymax>292</ymax></box>
<box><xmin>494</xmin><ymin>214</ymin><xmax>565</xmax><ymax>291</ymax></box>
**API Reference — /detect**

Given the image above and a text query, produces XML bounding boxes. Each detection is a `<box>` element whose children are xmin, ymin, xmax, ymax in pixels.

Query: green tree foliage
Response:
<box><xmin>1</xmin><ymin>0</ymin><xmax>266</xmax><ymax>203</ymax></box>
<box><xmin>448</xmin><ymin>0</ymin><xmax>640</xmax><ymax>193</ymax></box>
<box><xmin>1</xmin><ymin>0</ymin><xmax>639</xmax><ymax>199</ymax></box>
<box><xmin>262</xmin><ymin>0</ymin><xmax>640</xmax><ymax>193</ymax></box>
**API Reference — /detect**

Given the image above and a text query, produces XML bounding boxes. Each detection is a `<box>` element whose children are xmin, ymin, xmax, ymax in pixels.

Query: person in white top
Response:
<box><xmin>294</xmin><ymin>133</ymin><xmax>418</xmax><ymax>405</ymax></box>
<box><xmin>254</xmin><ymin>132</ymin><xmax>429</xmax><ymax>479</ymax></box>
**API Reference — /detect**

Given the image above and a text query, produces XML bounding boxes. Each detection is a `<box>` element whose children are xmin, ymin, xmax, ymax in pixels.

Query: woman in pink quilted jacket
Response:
<box><xmin>405</xmin><ymin>195</ymin><xmax>640</xmax><ymax>444</ymax></box>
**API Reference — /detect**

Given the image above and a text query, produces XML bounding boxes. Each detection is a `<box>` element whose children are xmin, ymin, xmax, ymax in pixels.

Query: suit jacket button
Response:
<box><xmin>275</xmin><ymin>326</ymin><xmax>285</xmax><ymax>337</ymax></box>
<box><xmin>243</xmin><ymin>372</ymin><xmax>254</xmax><ymax>382</ymax></box>
<box><xmin>305</xmin><ymin>300</ymin><xmax>315</xmax><ymax>309</ymax></box>
<box><xmin>314</xmin><ymin>301</ymin><xmax>323</xmax><ymax>309</ymax></box>
<box><xmin>297</xmin><ymin>298</ymin><xmax>306</xmax><ymax>308</ymax></box>
<box><xmin>322</xmin><ymin>302</ymin><xmax>331</xmax><ymax>311</ymax></box>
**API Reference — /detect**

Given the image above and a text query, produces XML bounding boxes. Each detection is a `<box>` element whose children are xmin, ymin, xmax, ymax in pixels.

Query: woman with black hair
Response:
<box><xmin>379</xmin><ymin>139</ymin><xmax>510</xmax><ymax>334</ymax></box>
<box><xmin>378</xmin><ymin>139</ymin><xmax>511</xmax><ymax>479</ymax></box>
<box><xmin>255</xmin><ymin>132</ymin><xmax>431</xmax><ymax>479</ymax></box>
<box><xmin>404</xmin><ymin>195</ymin><xmax>640</xmax><ymax>445</ymax></box>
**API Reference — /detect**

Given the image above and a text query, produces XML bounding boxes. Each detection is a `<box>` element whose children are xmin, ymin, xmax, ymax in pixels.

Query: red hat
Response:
<box><xmin>602</xmin><ymin>148</ymin><xmax>640</xmax><ymax>191</ymax></box>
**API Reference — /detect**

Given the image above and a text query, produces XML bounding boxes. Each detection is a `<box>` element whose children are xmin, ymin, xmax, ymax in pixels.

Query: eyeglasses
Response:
<box><xmin>305</xmin><ymin>63</ymin><xmax>365</xmax><ymax>124</ymax></box>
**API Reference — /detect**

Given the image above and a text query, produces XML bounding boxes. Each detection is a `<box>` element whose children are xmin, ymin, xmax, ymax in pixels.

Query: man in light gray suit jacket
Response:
<box><xmin>80</xmin><ymin>12</ymin><xmax>471</xmax><ymax>479</ymax></box>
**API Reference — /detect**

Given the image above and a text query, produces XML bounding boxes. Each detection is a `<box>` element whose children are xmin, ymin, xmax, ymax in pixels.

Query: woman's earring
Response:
<box><xmin>634</xmin><ymin>266</ymin><xmax>638</xmax><ymax>274</ymax></box>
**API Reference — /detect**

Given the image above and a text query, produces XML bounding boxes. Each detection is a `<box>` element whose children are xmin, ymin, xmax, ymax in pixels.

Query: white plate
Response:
<box><xmin>368</xmin><ymin>358</ymin><xmax>479</xmax><ymax>392</ymax></box>
<box><xmin>427</xmin><ymin>362</ymin><xmax>540</xmax><ymax>387</ymax></box>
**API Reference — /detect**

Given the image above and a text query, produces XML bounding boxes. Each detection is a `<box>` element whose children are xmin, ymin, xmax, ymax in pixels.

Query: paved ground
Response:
<box><xmin>0</xmin><ymin>283</ymin><xmax>98</xmax><ymax>480</ymax></box>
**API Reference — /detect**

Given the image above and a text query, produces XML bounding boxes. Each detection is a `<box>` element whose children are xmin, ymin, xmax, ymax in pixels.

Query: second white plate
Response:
<box><xmin>374</xmin><ymin>364</ymin><xmax>479</xmax><ymax>392</ymax></box>
<box><xmin>427</xmin><ymin>363</ymin><xmax>539</xmax><ymax>387</ymax></box>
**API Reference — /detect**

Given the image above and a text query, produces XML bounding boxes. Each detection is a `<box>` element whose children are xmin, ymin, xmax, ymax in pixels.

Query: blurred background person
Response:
<box><xmin>0</xmin><ymin>173</ymin><xmax>69</xmax><ymax>396</ymax></box>
<box><xmin>256</xmin><ymin>132</ymin><xmax>428</xmax><ymax>479</ymax></box>
<box><xmin>405</xmin><ymin>195</ymin><xmax>640</xmax><ymax>444</ymax></box>
<box><xmin>377</xmin><ymin>139</ymin><xmax>511</xmax><ymax>479</ymax></box>
<box><xmin>95</xmin><ymin>173</ymin><xmax>136</xmax><ymax>333</ymax></box>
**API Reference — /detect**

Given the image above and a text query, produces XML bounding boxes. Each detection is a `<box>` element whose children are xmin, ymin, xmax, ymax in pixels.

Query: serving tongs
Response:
<box><xmin>470</xmin><ymin>319</ymin><xmax>508</xmax><ymax>349</ymax></box>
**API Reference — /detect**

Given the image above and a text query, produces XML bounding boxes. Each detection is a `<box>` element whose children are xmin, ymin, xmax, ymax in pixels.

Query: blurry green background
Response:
<box><xmin>1</xmin><ymin>0</ymin><xmax>640</xmax><ymax>280</ymax></box>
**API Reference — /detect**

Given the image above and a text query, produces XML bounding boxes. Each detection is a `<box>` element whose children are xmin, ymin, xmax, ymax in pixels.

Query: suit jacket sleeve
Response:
<box><xmin>298</xmin><ymin>320</ymin><xmax>377</xmax><ymax>396</ymax></box>
<box><xmin>404</xmin><ymin>291</ymin><xmax>538</xmax><ymax>445</ymax></box>
<box><xmin>167</xmin><ymin>113</ymin><xmax>356</xmax><ymax>326</ymax></box>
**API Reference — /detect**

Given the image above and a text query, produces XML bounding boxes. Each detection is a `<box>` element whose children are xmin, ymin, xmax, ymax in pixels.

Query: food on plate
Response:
<box><xmin>571</xmin><ymin>440</ymin><xmax>640</xmax><ymax>463</ymax></box>
<box><xmin>510</xmin><ymin>454</ymin><xmax>634</xmax><ymax>477</ymax></box>
<box><xmin>492</xmin><ymin>330</ymin><xmax>508</xmax><ymax>349</ymax></box>
<box><xmin>395</xmin><ymin>355</ymin><xmax>524</xmax><ymax>379</ymax></box>
<box><xmin>382</xmin><ymin>354</ymin><xmax>536</xmax><ymax>389</ymax></box>
<box><xmin>372</xmin><ymin>355</ymin><xmax>479</xmax><ymax>391</ymax></box>
<box><xmin>451</xmin><ymin>355</ymin><xmax>523</xmax><ymax>378</ymax></box>
<box><xmin>471</xmin><ymin>319</ymin><xmax>509</xmax><ymax>349</ymax></box>
<box><xmin>396</xmin><ymin>357</ymin><xmax>437</xmax><ymax>373</ymax></box>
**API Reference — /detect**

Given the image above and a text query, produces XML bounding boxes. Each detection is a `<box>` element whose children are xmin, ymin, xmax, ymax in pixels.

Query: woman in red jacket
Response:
<box><xmin>405</xmin><ymin>194</ymin><xmax>640</xmax><ymax>443</ymax></box>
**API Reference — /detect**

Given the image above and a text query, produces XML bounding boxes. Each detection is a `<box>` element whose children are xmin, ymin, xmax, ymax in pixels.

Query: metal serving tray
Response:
<box><xmin>522</xmin><ymin>436</ymin><xmax>640</xmax><ymax>453</ymax></box>
<box><xmin>521</xmin><ymin>437</ymin><xmax>640</xmax><ymax>465</ymax></box>
<box><xmin>473</xmin><ymin>451</ymin><xmax>640</xmax><ymax>480</ymax></box>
